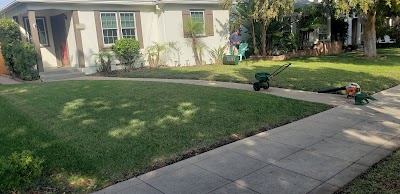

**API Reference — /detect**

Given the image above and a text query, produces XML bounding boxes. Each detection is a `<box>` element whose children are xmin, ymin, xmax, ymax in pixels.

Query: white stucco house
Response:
<box><xmin>0</xmin><ymin>0</ymin><xmax>230</xmax><ymax>74</ymax></box>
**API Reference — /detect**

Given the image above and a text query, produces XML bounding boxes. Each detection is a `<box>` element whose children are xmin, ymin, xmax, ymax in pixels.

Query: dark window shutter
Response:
<box><xmin>205</xmin><ymin>10</ymin><xmax>214</xmax><ymax>36</ymax></box>
<box><xmin>182</xmin><ymin>10</ymin><xmax>191</xmax><ymax>38</ymax></box>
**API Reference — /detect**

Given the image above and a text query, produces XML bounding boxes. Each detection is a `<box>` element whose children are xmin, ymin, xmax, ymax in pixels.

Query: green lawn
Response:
<box><xmin>116</xmin><ymin>48</ymin><xmax>400</xmax><ymax>94</ymax></box>
<box><xmin>338</xmin><ymin>149</ymin><xmax>400</xmax><ymax>194</ymax></box>
<box><xmin>0</xmin><ymin>81</ymin><xmax>330</xmax><ymax>193</ymax></box>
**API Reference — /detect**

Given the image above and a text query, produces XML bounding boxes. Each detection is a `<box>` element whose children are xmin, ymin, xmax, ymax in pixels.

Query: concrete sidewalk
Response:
<box><xmin>0</xmin><ymin>74</ymin><xmax>21</xmax><ymax>85</ymax></box>
<box><xmin>70</xmin><ymin>77</ymin><xmax>353</xmax><ymax>106</ymax></box>
<box><xmin>86</xmin><ymin>77</ymin><xmax>399</xmax><ymax>194</ymax></box>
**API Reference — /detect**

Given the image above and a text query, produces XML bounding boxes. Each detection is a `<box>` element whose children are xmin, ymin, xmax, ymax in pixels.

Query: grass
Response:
<box><xmin>115</xmin><ymin>48</ymin><xmax>400</xmax><ymax>94</ymax></box>
<box><xmin>0</xmin><ymin>81</ymin><xmax>330</xmax><ymax>193</ymax></box>
<box><xmin>338</xmin><ymin>149</ymin><xmax>400</xmax><ymax>194</ymax></box>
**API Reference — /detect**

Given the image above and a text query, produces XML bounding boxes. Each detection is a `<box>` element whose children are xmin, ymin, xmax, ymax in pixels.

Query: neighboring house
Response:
<box><xmin>0</xmin><ymin>0</ymin><xmax>229</xmax><ymax>74</ymax></box>
<box><xmin>345</xmin><ymin>15</ymin><xmax>400</xmax><ymax>46</ymax></box>
<box><xmin>344</xmin><ymin>12</ymin><xmax>363</xmax><ymax>46</ymax></box>
<box><xmin>239</xmin><ymin>0</ymin><xmax>332</xmax><ymax>49</ymax></box>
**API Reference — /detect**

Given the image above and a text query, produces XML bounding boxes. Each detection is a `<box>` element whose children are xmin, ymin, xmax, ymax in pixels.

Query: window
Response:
<box><xmin>318</xmin><ymin>17</ymin><xmax>329</xmax><ymax>41</ymax></box>
<box><xmin>24</xmin><ymin>17</ymin><xmax>49</xmax><ymax>46</ymax></box>
<box><xmin>100</xmin><ymin>12</ymin><xmax>137</xmax><ymax>45</ymax></box>
<box><xmin>190</xmin><ymin>11</ymin><xmax>205</xmax><ymax>36</ymax></box>
<box><xmin>120</xmin><ymin>12</ymin><xmax>136</xmax><ymax>39</ymax></box>
<box><xmin>283</xmin><ymin>17</ymin><xmax>291</xmax><ymax>33</ymax></box>
<box><xmin>101</xmin><ymin>12</ymin><xmax>119</xmax><ymax>45</ymax></box>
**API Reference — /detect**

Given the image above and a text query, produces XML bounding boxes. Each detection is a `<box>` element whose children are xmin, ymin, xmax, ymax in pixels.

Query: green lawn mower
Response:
<box><xmin>253</xmin><ymin>63</ymin><xmax>292</xmax><ymax>91</ymax></box>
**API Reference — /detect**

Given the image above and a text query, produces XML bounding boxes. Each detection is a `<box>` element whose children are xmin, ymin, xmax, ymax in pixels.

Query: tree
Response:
<box><xmin>334</xmin><ymin>0</ymin><xmax>400</xmax><ymax>57</ymax></box>
<box><xmin>183</xmin><ymin>19</ymin><xmax>205</xmax><ymax>65</ymax></box>
<box><xmin>223</xmin><ymin>0</ymin><xmax>294</xmax><ymax>56</ymax></box>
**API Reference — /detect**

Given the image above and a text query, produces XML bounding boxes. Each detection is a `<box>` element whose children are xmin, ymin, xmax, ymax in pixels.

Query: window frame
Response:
<box><xmin>23</xmin><ymin>17</ymin><xmax>50</xmax><ymax>47</ymax></box>
<box><xmin>282</xmin><ymin>16</ymin><xmax>292</xmax><ymax>33</ymax></box>
<box><xmin>190</xmin><ymin>10</ymin><xmax>206</xmax><ymax>36</ymax></box>
<box><xmin>119</xmin><ymin>12</ymin><xmax>137</xmax><ymax>40</ymax></box>
<box><xmin>100</xmin><ymin>12</ymin><xmax>120</xmax><ymax>47</ymax></box>
<box><xmin>318</xmin><ymin>16</ymin><xmax>329</xmax><ymax>42</ymax></box>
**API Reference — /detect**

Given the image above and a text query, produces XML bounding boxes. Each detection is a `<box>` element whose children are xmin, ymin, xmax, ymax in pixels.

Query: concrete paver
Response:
<box><xmin>195</xmin><ymin>151</ymin><xmax>267</xmax><ymax>180</ymax></box>
<box><xmin>356</xmin><ymin>148</ymin><xmax>393</xmax><ymax>167</ymax></box>
<box><xmin>117</xmin><ymin>182</ymin><xmax>162</xmax><ymax>194</ymax></box>
<box><xmin>381</xmin><ymin>135</ymin><xmax>400</xmax><ymax>151</ymax></box>
<box><xmin>308</xmin><ymin>183</ymin><xmax>339</xmax><ymax>194</ymax></box>
<box><xmin>0</xmin><ymin>74</ymin><xmax>21</xmax><ymax>85</ymax></box>
<box><xmin>89</xmin><ymin>80</ymin><xmax>400</xmax><ymax>194</ymax></box>
<box><xmin>351</xmin><ymin>120</ymin><xmax>400</xmax><ymax>136</ymax></box>
<box><xmin>209</xmin><ymin>182</ymin><xmax>258</xmax><ymax>194</ymax></box>
<box><xmin>306</xmin><ymin>138</ymin><xmax>376</xmax><ymax>162</ymax></box>
<box><xmin>274</xmin><ymin>150</ymin><xmax>352</xmax><ymax>181</ymax></box>
<box><xmin>231</xmin><ymin>137</ymin><xmax>301</xmax><ymax>164</ymax></box>
<box><xmin>263</xmin><ymin>130</ymin><xmax>325</xmax><ymax>148</ymax></box>
<box><xmin>92</xmin><ymin>178</ymin><xmax>143</xmax><ymax>194</ymax></box>
<box><xmin>145</xmin><ymin>165</ymin><xmax>230</xmax><ymax>194</ymax></box>
<box><xmin>236</xmin><ymin>165</ymin><xmax>321</xmax><ymax>194</ymax></box>
<box><xmin>331</xmin><ymin>129</ymin><xmax>395</xmax><ymax>147</ymax></box>
<box><xmin>326</xmin><ymin>163</ymin><xmax>369</xmax><ymax>187</ymax></box>
<box><xmin>137</xmin><ymin>161</ymin><xmax>191</xmax><ymax>181</ymax></box>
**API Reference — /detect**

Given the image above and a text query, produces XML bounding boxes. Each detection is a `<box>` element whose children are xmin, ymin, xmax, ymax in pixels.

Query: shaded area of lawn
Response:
<box><xmin>116</xmin><ymin>48</ymin><xmax>400</xmax><ymax>94</ymax></box>
<box><xmin>0</xmin><ymin>81</ymin><xmax>330</xmax><ymax>193</ymax></box>
<box><xmin>337</xmin><ymin>149</ymin><xmax>400</xmax><ymax>194</ymax></box>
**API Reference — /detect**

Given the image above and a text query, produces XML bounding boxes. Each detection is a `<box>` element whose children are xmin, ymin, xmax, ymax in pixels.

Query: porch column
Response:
<box><xmin>17</xmin><ymin>15</ymin><xmax>27</xmax><ymax>42</ymax></box>
<box><xmin>357</xmin><ymin>18</ymin><xmax>362</xmax><ymax>45</ymax></box>
<box><xmin>72</xmin><ymin>11</ymin><xmax>85</xmax><ymax>68</ymax></box>
<box><xmin>346</xmin><ymin>18</ymin><xmax>352</xmax><ymax>46</ymax></box>
<box><xmin>327</xmin><ymin>15</ymin><xmax>332</xmax><ymax>41</ymax></box>
<box><xmin>28</xmin><ymin>10</ymin><xmax>44</xmax><ymax>72</ymax></box>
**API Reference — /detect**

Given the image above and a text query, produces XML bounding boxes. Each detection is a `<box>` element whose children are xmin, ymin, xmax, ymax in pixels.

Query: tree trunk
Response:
<box><xmin>363</xmin><ymin>10</ymin><xmax>377</xmax><ymax>57</ymax></box>
<box><xmin>260</xmin><ymin>20</ymin><xmax>267</xmax><ymax>56</ymax></box>
<box><xmin>192</xmin><ymin>37</ymin><xmax>201</xmax><ymax>65</ymax></box>
<box><xmin>251</xmin><ymin>21</ymin><xmax>259</xmax><ymax>55</ymax></box>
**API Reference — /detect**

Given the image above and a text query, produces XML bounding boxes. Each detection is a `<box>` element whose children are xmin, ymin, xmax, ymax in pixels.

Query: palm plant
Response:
<box><xmin>183</xmin><ymin>18</ymin><xmax>205</xmax><ymax>65</ymax></box>
<box><xmin>208</xmin><ymin>45</ymin><xmax>228</xmax><ymax>65</ymax></box>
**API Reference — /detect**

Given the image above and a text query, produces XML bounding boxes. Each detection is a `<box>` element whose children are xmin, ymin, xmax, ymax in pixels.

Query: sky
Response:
<box><xmin>0</xmin><ymin>0</ymin><xmax>12</xmax><ymax>9</ymax></box>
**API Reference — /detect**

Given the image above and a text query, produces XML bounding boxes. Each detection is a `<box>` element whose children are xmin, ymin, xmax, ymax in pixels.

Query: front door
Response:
<box><xmin>51</xmin><ymin>14</ymin><xmax>70</xmax><ymax>67</ymax></box>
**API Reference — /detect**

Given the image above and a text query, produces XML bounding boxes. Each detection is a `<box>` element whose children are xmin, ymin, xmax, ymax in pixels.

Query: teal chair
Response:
<box><xmin>238</xmin><ymin>43</ymin><xmax>248</xmax><ymax>61</ymax></box>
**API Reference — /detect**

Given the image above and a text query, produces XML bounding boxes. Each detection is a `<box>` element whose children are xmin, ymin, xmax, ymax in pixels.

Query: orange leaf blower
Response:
<box><xmin>318</xmin><ymin>82</ymin><xmax>361</xmax><ymax>98</ymax></box>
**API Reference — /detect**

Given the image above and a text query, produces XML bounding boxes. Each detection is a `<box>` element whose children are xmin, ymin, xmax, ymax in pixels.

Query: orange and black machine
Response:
<box><xmin>318</xmin><ymin>82</ymin><xmax>361</xmax><ymax>98</ymax></box>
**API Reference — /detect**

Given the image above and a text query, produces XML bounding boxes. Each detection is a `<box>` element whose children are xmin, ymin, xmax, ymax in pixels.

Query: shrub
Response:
<box><xmin>0</xmin><ymin>18</ymin><xmax>21</xmax><ymax>74</ymax></box>
<box><xmin>11</xmin><ymin>41</ymin><xmax>39</xmax><ymax>80</ymax></box>
<box><xmin>209</xmin><ymin>45</ymin><xmax>227</xmax><ymax>65</ymax></box>
<box><xmin>0</xmin><ymin>151</ymin><xmax>44</xmax><ymax>193</ymax></box>
<box><xmin>112</xmin><ymin>38</ymin><xmax>141</xmax><ymax>69</ymax></box>
<box><xmin>0</xmin><ymin>18</ymin><xmax>21</xmax><ymax>44</ymax></box>
<box><xmin>95</xmin><ymin>51</ymin><xmax>114</xmax><ymax>73</ymax></box>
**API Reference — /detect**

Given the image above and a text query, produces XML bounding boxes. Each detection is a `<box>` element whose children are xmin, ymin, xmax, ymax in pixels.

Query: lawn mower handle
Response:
<box><xmin>271</xmin><ymin>63</ymin><xmax>291</xmax><ymax>77</ymax></box>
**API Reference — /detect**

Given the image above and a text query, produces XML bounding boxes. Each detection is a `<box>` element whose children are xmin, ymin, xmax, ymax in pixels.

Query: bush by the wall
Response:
<box><xmin>0</xmin><ymin>18</ymin><xmax>21</xmax><ymax>74</ymax></box>
<box><xmin>11</xmin><ymin>41</ymin><xmax>39</xmax><ymax>80</ymax></box>
<box><xmin>0</xmin><ymin>18</ymin><xmax>21</xmax><ymax>44</ymax></box>
<box><xmin>112</xmin><ymin>38</ymin><xmax>141</xmax><ymax>69</ymax></box>
<box><xmin>0</xmin><ymin>151</ymin><xmax>44</xmax><ymax>193</ymax></box>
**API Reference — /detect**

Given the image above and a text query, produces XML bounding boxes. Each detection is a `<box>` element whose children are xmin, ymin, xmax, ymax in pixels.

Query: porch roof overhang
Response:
<box><xmin>0</xmin><ymin>0</ymin><xmax>223</xmax><ymax>16</ymax></box>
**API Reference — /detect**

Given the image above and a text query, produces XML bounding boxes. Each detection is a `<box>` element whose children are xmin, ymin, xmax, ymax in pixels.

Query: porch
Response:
<box><xmin>13</xmin><ymin>9</ymin><xmax>85</xmax><ymax>72</ymax></box>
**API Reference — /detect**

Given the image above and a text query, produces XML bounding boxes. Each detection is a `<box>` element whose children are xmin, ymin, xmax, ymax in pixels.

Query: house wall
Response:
<box><xmin>161</xmin><ymin>5</ymin><xmax>230</xmax><ymax>66</ymax></box>
<box><xmin>78</xmin><ymin>11</ymin><xmax>99</xmax><ymax>67</ymax></box>
<box><xmin>2</xmin><ymin>2</ymin><xmax>229</xmax><ymax>72</ymax></box>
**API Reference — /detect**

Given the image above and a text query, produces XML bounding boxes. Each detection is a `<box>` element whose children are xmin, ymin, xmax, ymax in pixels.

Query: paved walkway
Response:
<box><xmin>79</xmin><ymin>77</ymin><xmax>400</xmax><ymax>194</ymax></box>
<box><xmin>70</xmin><ymin>77</ymin><xmax>353</xmax><ymax>106</ymax></box>
<box><xmin>0</xmin><ymin>74</ymin><xmax>21</xmax><ymax>85</ymax></box>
